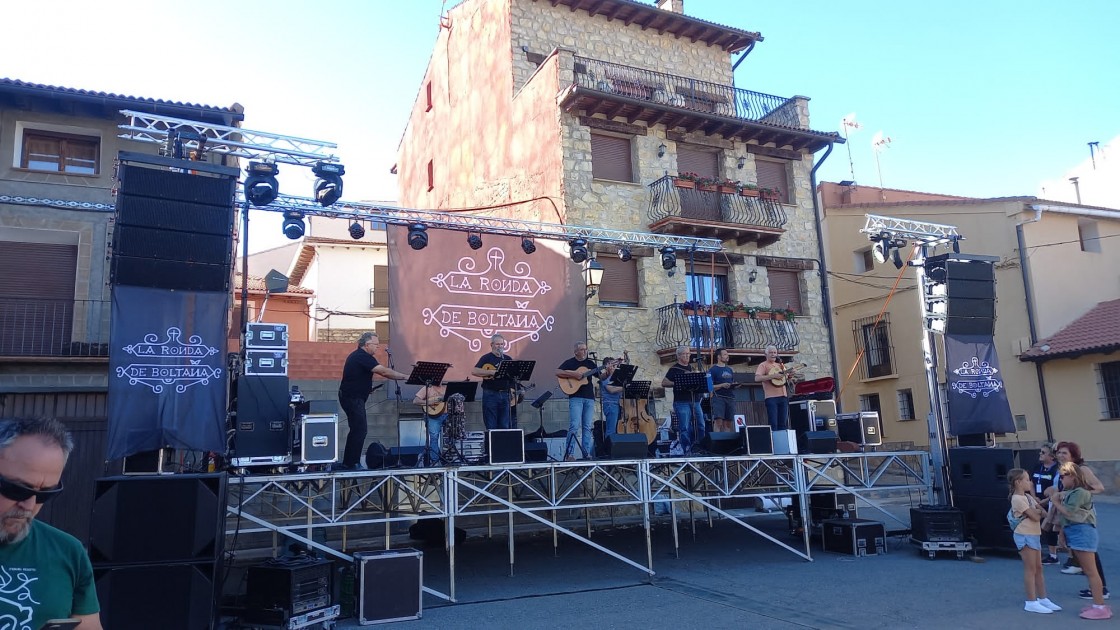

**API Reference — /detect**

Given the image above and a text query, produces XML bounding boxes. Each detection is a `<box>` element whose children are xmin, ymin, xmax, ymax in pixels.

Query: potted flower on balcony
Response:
<box><xmin>717</xmin><ymin>178</ymin><xmax>741</xmax><ymax>195</ymax></box>
<box><xmin>712</xmin><ymin>300</ymin><xmax>738</xmax><ymax>316</ymax></box>
<box><xmin>759</xmin><ymin>186</ymin><xmax>781</xmax><ymax>202</ymax></box>
<box><xmin>739</xmin><ymin>182</ymin><xmax>760</xmax><ymax>198</ymax></box>
<box><xmin>673</xmin><ymin>172</ymin><xmax>701</xmax><ymax>189</ymax></box>
<box><xmin>753</xmin><ymin>307</ymin><xmax>773</xmax><ymax>320</ymax></box>
<box><xmin>678</xmin><ymin>300</ymin><xmax>708</xmax><ymax>316</ymax></box>
<box><xmin>772</xmin><ymin>308</ymin><xmax>797</xmax><ymax>321</ymax></box>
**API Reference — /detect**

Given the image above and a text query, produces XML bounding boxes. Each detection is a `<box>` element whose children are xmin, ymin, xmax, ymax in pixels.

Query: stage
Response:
<box><xmin>225</xmin><ymin>450</ymin><xmax>931</xmax><ymax>602</ymax></box>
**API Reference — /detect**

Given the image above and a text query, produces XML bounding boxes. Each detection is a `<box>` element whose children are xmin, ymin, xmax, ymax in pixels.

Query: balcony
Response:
<box><xmin>0</xmin><ymin>299</ymin><xmax>110</xmax><ymax>358</ymax></box>
<box><xmin>561</xmin><ymin>56</ymin><xmax>840</xmax><ymax>152</ymax></box>
<box><xmin>647</xmin><ymin>175</ymin><xmax>786</xmax><ymax>245</ymax></box>
<box><xmin>655</xmin><ymin>304</ymin><xmax>799</xmax><ymax>364</ymax></box>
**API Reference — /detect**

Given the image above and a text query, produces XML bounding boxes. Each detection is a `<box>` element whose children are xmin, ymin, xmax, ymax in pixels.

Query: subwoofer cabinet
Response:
<box><xmin>355</xmin><ymin>549</ymin><xmax>423</xmax><ymax>625</ymax></box>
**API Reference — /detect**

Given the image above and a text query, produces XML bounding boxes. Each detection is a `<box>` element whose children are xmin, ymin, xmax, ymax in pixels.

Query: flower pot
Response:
<box><xmin>674</xmin><ymin>179</ymin><xmax>696</xmax><ymax>189</ymax></box>
<box><xmin>739</xmin><ymin>189</ymin><xmax>760</xmax><ymax>198</ymax></box>
<box><xmin>718</xmin><ymin>185</ymin><xmax>738</xmax><ymax>195</ymax></box>
<box><xmin>761</xmin><ymin>192</ymin><xmax>780</xmax><ymax>202</ymax></box>
<box><xmin>754</xmin><ymin>311</ymin><xmax>772</xmax><ymax>320</ymax></box>
<box><xmin>773</xmin><ymin>313</ymin><xmax>788</xmax><ymax>321</ymax></box>
<box><xmin>698</xmin><ymin>184</ymin><xmax>718</xmax><ymax>193</ymax></box>
<box><xmin>730</xmin><ymin>311</ymin><xmax>752</xmax><ymax>318</ymax></box>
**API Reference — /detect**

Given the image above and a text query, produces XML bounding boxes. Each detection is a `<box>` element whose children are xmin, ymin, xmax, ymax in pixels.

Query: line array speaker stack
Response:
<box><xmin>89</xmin><ymin>473</ymin><xmax>226</xmax><ymax>629</ymax></box>
<box><xmin>949</xmin><ymin>447</ymin><xmax>1039</xmax><ymax>549</ymax></box>
<box><xmin>926</xmin><ymin>254</ymin><xmax>997</xmax><ymax>336</ymax></box>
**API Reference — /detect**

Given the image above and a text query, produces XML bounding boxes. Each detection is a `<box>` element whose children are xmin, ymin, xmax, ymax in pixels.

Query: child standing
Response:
<box><xmin>1008</xmin><ymin>468</ymin><xmax>1061</xmax><ymax>614</ymax></box>
<box><xmin>1053</xmin><ymin>461</ymin><xmax>1112</xmax><ymax>620</ymax></box>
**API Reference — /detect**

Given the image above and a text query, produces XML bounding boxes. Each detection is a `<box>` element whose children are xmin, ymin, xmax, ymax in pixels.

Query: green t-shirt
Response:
<box><xmin>0</xmin><ymin>520</ymin><xmax>99</xmax><ymax>629</ymax></box>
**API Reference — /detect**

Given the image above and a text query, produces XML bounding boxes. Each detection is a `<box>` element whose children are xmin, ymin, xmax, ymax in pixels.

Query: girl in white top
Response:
<box><xmin>1008</xmin><ymin>468</ymin><xmax>1061</xmax><ymax>614</ymax></box>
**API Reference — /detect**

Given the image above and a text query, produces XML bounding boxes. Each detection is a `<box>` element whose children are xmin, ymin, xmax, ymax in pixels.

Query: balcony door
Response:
<box><xmin>685</xmin><ymin>269</ymin><xmax>730</xmax><ymax>349</ymax></box>
<box><xmin>677</xmin><ymin>145</ymin><xmax>720</xmax><ymax>221</ymax></box>
<box><xmin>0</xmin><ymin>240</ymin><xmax>77</xmax><ymax>355</ymax></box>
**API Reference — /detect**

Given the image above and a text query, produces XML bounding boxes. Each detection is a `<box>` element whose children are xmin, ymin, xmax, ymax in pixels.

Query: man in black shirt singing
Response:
<box><xmin>471</xmin><ymin>334</ymin><xmax>514</xmax><ymax>430</ymax></box>
<box><xmin>337</xmin><ymin>332</ymin><xmax>407</xmax><ymax>469</ymax></box>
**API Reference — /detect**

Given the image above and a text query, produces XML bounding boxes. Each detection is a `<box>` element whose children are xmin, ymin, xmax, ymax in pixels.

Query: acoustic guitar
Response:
<box><xmin>557</xmin><ymin>358</ymin><xmax>621</xmax><ymax>396</ymax></box>
<box><xmin>479</xmin><ymin>364</ymin><xmax>534</xmax><ymax>408</ymax></box>
<box><xmin>766</xmin><ymin>362</ymin><xmax>807</xmax><ymax>387</ymax></box>
<box><xmin>422</xmin><ymin>390</ymin><xmax>447</xmax><ymax>416</ymax></box>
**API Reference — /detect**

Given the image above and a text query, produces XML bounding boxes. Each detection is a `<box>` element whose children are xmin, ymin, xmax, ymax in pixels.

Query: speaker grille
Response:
<box><xmin>116</xmin><ymin>193</ymin><xmax>234</xmax><ymax>236</ymax></box>
<box><xmin>111</xmin><ymin>256</ymin><xmax>230</xmax><ymax>292</ymax></box>
<box><xmin>114</xmin><ymin>225</ymin><xmax>232</xmax><ymax>265</ymax></box>
<box><xmin>118</xmin><ymin>163</ymin><xmax>234</xmax><ymax>206</ymax></box>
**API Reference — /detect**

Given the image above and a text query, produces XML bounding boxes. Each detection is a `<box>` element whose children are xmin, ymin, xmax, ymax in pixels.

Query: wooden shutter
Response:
<box><xmin>756</xmin><ymin>159</ymin><xmax>790</xmax><ymax>204</ymax></box>
<box><xmin>375</xmin><ymin>321</ymin><xmax>390</xmax><ymax>342</ymax></box>
<box><xmin>591</xmin><ymin>133</ymin><xmax>633</xmax><ymax>182</ymax></box>
<box><xmin>597</xmin><ymin>257</ymin><xmax>638</xmax><ymax>305</ymax></box>
<box><xmin>677</xmin><ymin>145</ymin><xmax>718</xmax><ymax>177</ymax></box>
<box><xmin>767</xmin><ymin>268</ymin><xmax>802</xmax><ymax>314</ymax></box>
<box><xmin>0</xmin><ymin>241</ymin><xmax>78</xmax><ymax>355</ymax></box>
<box><xmin>372</xmin><ymin>265</ymin><xmax>389</xmax><ymax>308</ymax></box>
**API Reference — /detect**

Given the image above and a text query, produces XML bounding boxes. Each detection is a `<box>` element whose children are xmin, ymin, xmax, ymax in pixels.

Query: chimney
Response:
<box><xmin>657</xmin><ymin>0</ymin><xmax>684</xmax><ymax>14</ymax></box>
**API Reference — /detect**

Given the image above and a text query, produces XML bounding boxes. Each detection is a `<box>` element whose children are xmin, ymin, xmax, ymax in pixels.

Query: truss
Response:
<box><xmin>256</xmin><ymin>193</ymin><xmax>727</xmax><ymax>252</ymax></box>
<box><xmin>860</xmin><ymin>214</ymin><xmax>962</xmax><ymax>245</ymax></box>
<box><xmin>117</xmin><ymin>109</ymin><xmax>339</xmax><ymax>167</ymax></box>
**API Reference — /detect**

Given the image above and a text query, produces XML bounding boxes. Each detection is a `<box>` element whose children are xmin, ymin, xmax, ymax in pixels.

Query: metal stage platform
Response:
<box><xmin>225</xmin><ymin>451</ymin><xmax>931</xmax><ymax>602</ymax></box>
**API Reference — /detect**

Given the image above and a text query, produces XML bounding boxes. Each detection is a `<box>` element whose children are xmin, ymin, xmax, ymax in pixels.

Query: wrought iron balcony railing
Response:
<box><xmin>647</xmin><ymin>175</ymin><xmax>787</xmax><ymax>229</ymax></box>
<box><xmin>656</xmin><ymin>305</ymin><xmax>799</xmax><ymax>354</ymax></box>
<box><xmin>0</xmin><ymin>299</ymin><xmax>110</xmax><ymax>357</ymax></box>
<box><xmin>573</xmin><ymin>56</ymin><xmax>803</xmax><ymax>129</ymax></box>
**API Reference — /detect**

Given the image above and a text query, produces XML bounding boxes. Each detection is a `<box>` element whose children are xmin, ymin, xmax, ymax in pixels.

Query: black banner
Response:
<box><xmin>943</xmin><ymin>333</ymin><xmax>1016</xmax><ymax>435</ymax></box>
<box><xmin>107</xmin><ymin>285</ymin><xmax>228</xmax><ymax>459</ymax></box>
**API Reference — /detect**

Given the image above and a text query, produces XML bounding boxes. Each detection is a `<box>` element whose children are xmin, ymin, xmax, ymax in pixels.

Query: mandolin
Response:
<box><xmin>766</xmin><ymin>362</ymin><xmax>807</xmax><ymax>387</ymax></box>
<box><xmin>557</xmin><ymin>358</ymin><xmax>621</xmax><ymax>395</ymax></box>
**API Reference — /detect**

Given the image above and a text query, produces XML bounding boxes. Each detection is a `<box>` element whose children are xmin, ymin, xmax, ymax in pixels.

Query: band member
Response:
<box><xmin>472</xmin><ymin>334</ymin><xmax>514</xmax><ymax>430</ymax></box>
<box><xmin>338</xmin><ymin>332</ymin><xmax>408</xmax><ymax>470</ymax></box>
<box><xmin>755</xmin><ymin>345</ymin><xmax>792</xmax><ymax>431</ymax></box>
<box><xmin>412</xmin><ymin>383</ymin><xmax>447</xmax><ymax>467</ymax></box>
<box><xmin>661</xmin><ymin>345</ymin><xmax>706</xmax><ymax>454</ymax></box>
<box><xmin>557</xmin><ymin>341</ymin><xmax>598</xmax><ymax>460</ymax></box>
<box><xmin>707</xmin><ymin>347</ymin><xmax>736</xmax><ymax>433</ymax></box>
<box><xmin>599</xmin><ymin>357</ymin><xmax>625</xmax><ymax>440</ymax></box>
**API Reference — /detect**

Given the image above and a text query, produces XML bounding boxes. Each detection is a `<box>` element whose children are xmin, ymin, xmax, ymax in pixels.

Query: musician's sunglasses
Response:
<box><xmin>0</xmin><ymin>474</ymin><xmax>64</xmax><ymax>504</ymax></box>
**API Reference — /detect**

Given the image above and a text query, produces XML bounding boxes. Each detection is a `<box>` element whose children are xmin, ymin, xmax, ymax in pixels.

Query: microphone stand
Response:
<box><xmin>386</xmin><ymin>348</ymin><xmax>403</xmax><ymax>403</ymax></box>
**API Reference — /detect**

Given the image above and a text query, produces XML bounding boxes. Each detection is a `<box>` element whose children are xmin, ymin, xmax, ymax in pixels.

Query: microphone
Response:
<box><xmin>385</xmin><ymin>347</ymin><xmax>392</xmax><ymax>356</ymax></box>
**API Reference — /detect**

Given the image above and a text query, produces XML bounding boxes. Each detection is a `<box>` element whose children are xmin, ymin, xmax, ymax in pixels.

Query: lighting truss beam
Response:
<box><xmin>252</xmin><ymin>193</ymin><xmax>725</xmax><ymax>252</ymax></box>
<box><xmin>860</xmin><ymin>214</ymin><xmax>962</xmax><ymax>246</ymax></box>
<box><xmin>117</xmin><ymin>110</ymin><xmax>339</xmax><ymax>167</ymax></box>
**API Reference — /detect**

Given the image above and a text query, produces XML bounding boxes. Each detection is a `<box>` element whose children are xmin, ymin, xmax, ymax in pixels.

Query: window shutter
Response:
<box><xmin>372</xmin><ymin>265</ymin><xmax>389</xmax><ymax>308</ymax></box>
<box><xmin>767</xmin><ymin>268</ymin><xmax>802</xmax><ymax>314</ymax></box>
<box><xmin>755</xmin><ymin>159</ymin><xmax>790</xmax><ymax>204</ymax></box>
<box><xmin>677</xmin><ymin>145</ymin><xmax>718</xmax><ymax>177</ymax></box>
<box><xmin>596</xmin><ymin>257</ymin><xmax>638</xmax><ymax>306</ymax></box>
<box><xmin>0</xmin><ymin>242</ymin><xmax>77</xmax><ymax>298</ymax></box>
<box><xmin>591</xmin><ymin>133</ymin><xmax>633</xmax><ymax>182</ymax></box>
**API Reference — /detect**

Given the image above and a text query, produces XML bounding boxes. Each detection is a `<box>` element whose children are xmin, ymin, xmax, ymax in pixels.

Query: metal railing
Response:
<box><xmin>656</xmin><ymin>305</ymin><xmax>798</xmax><ymax>353</ymax></box>
<box><xmin>647</xmin><ymin>175</ymin><xmax>787</xmax><ymax>229</ymax></box>
<box><xmin>0</xmin><ymin>299</ymin><xmax>110</xmax><ymax>357</ymax></box>
<box><xmin>573</xmin><ymin>56</ymin><xmax>803</xmax><ymax>129</ymax></box>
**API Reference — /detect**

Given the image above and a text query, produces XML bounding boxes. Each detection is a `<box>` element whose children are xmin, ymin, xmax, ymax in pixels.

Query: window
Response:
<box><xmin>425</xmin><ymin>81</ymin><xmax>433</xmax><ymax>112</ymax></box>
<box><xmin>755</xmin><ymin>159</ymin><xmax>791</xmax><ymax>204</ymax></box>
<box><xmin>596</xmin><ymin>257</ymin><xmax>638</xmax><ymax>306</ymax></box>
<box><xmin>853</xmin><ymin>314</ymin><xmax>895</xmax><ymax>379</ymax></box>
<box><xmin>590</xmin><ymin>133</ymin><xmax>634</xmax><ymax>182</ymax></box>
<box><xmin>897</xmin><ymin>388</ymin><xmax>915</xmax><ymax>420</ymax></box>
<box><xmin>854</xmin><ymin>248</ymin><xmax>874</xmax><ymax>273</ymax></box>
<box><xmin>20</xmin><ymin>130</ymin><xmax>99</xmax><ymax>175</ymax></box>
<box><xmin>685</xmin><ymin>269</ymin><xmax>731</xmax><ymax>348</ymax></box>
<box><xmin>371</xmin><ymin>265</ymin><xmax>389</xmax><ymax>308</ymax></box>
<box><xmin>766</xmin><ymin>268</ymin><xmax>803</xmax><ymax>315</ymax></box>
<box><xmin>375</xmin><ymin>321</ymin><xmax>390</xmax><ymax>343</ymax></box>
<box><xmin>1098</xmin><ymin>360</ymin><xmax>1120</xmax><ymax>419</ymax></box>
<box><xmin>1078</xmin><ymin>219</ymin><xmax>1101</xmax><ymax>253</ymax></box>
<box><xmin>859</xmin><ymin>393</ymin><xmax>882</xmax><ymax>416</ymax></box>
<box><xmin>426</xmin><ymin>160</ymin><xmax>434</xmax><ymax>191</ymax></box>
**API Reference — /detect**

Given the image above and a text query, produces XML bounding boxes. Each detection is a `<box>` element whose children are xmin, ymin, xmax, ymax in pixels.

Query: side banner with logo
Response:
<box><xmin>943</xmin><ymin>333</ymin><xmax>1016</xmax><ymax>436</ymax></box>
<box><xmin>107</xmin><ymin>285</ymin><xmax>228</xmax><ymax>459</ymax></box>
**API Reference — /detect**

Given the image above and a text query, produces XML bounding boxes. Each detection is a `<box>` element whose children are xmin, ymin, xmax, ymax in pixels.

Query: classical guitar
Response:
<box><xmin>510</xmin><ymin>382</ymin><xmax>536</xmax><ymax>407</ymax></box>
<box><xmin>557</xmin><ymin>358</ymin><xmax>621</xmax><ymax>396</ymax></box>
<box><xmin>766</xmin><ymin>362</ymin><xmax>807</xmax><ymax>387</ymax></box>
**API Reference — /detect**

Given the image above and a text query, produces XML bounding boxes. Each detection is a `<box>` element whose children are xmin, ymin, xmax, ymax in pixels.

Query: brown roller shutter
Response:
<box><xmin>591</xmin><ymin>133</ymin><xmax>634</xmax><ymax>182</ymax></box>
<box><xmin>0</xmin><ymin>241</ymin><xmax>77</xmax><ymax>298</ymax></box>
<box><xmin>596</xmin><ymin>257</ymin><xmax>638</xmax><ymax>306</ymax></box>
<box><xmin>767</xmin><ymin>268</ymin><xmax>802</xmax><ymax>314</ymax></box>
<box><xmin>756</xmin><ymin>160</ymin><xmax>790</xmax><ymax>204</ymax></box>
<box><xmin>372</xmin><ymin>265</ymin><xmax>389</xmax><ymax>308</ymax></box>
<box><xmin>677</xmin><ymin>146</ymin><xmax>720</xmax><ymax>220</ymax></box>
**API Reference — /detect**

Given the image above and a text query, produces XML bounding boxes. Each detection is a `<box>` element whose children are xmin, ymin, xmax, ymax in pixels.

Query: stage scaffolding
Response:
<box><xmin>226</xmin><ymin>451</ymin><xmax>931</xmax><ymax>602</ymax></box>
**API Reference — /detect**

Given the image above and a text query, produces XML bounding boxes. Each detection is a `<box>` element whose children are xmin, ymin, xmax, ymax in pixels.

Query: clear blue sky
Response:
<box><xmin>3</xmin><ymin>1</ymin><xmax>1116</xmax><ymax>250</ymax></box>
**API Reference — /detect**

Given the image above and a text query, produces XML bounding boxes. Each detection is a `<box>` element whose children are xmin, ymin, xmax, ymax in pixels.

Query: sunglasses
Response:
<box><xmin>0</xmin><ymin>475</ymin><xmax>63</xmax><ymax>504</ymax></box>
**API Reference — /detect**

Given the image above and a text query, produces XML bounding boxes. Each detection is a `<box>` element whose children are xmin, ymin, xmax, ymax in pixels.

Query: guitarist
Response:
<box><xmin>754</xmin><ymin>345</ymin><xmax>798</xmax><ymax>431</ymax></box>
<box><xmin>598</xmin><ymin>356</ymin><xmax>625</xmax><ymax>443</ymax></box>
<box><xmin>555</xmin><ymin>341</ymin><xmax>597</xmax><ymax>460</ymax></box>
<box><xmin>707</xmin><ymin>348</ymin><xmax>737</xmax><ymax>433</ymax></box>
<box><xmin>411</xmin><ymin>383</ymin><xmax>446</xmax><ymax>467</ymax></box>
<box><xmin>471</xmin><ymin>334</ymin><xmax>513</xmax><ymax>430</ymax></box>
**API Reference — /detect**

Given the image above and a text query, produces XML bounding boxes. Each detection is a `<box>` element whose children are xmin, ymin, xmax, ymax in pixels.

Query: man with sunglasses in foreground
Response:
<box><xmin>0</xmin><ymin>417</ymin><xmax>101</xmax><ymax>628</ymax></box>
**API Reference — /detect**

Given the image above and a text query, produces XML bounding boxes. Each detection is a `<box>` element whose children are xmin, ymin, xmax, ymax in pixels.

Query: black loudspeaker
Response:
<box><xmin>234</xmin><ymin>375</ymin><xmax>292</xmax><ymax>463</ymax></box>
<box><xmin>910</xmin><ymin>505</ymin><xmax>966</xmax><ymax>543</ymax></box>
<box><xmin>800</xmin><ymin>430</ymin><xmax>838</xmax><ymax>454</ymax></box>
<box><xmin>524</xmin><ymin>442</ymin><xmax>548</xmax><ymax>462</ymax></box>
<box><xmin>744</xmin><ymin>425</ymin><xmax>773</xmax><ymax>455</ymax></box>
<box><xmin>948</xmin><ymin>447</ymin><xmax>1039</xmax><ymax>498</ymax></box>
<box><xmin>89</xmin><ymin>474</ymin><xmax>225</xmax><ymax>565</ymax></box>
<box><xmin>116</xmin><ymin>192</ymin><xmax>235</xmax><ymax>235</ymax></box>
<box><xmin>953</xmin><ymin>494</ymin><xmax>1015</xmax><ymax>549</ymax></box>
<box><xmin>702</xmin><ymin>432</ymin><xmax>742</xmax><ymax>455</ymax></box>
<box><xmin>365</xmin><ymin>442</ymin><xmax>389</xmax><ymax>469</ymax></box>
<box><xmin>118</xmin><ymin>162</ymin><xmax>235</xmax><ymax>206</ymax></box>
<box><xmin>606</xmin><ymin>434</ymin><xmax>648</xmax><ymax>459</ymax></box>
<box><xmin>95</xmin><ymin>562</ymin><xmax>215</xmax><ymax>630</ymax></box>
<box><xmin>387</xmin><ymin>446</ymin><xmax>425</xmax><ymax>468</ymax></box>
<box><xmin>355</xmin><ymin>549</ymin><xmax>423</xmax><ymax>624</ymax></box>
<box><xmin>956</xmin><ymin>433</ymin><xmax>989</xmax><ymax>447</ymax></box>
<box><xmin>111</xmin><ymin>256</ymin><xmax>233</xmax><ymax>292</ymax></box>
<box><xmin>945</xmin><ymin>259</ymin><xmax>996</xmax><ymax>336</ymax></box>
<box><xmin>113</xmin><ymin>225</ymin><xmax>233</xmax><ymax>265</ymax></box>
<box><xmin>488</xmin><ymin>429</ymin><xmax>525</xmax><ymax>464</ymax></box>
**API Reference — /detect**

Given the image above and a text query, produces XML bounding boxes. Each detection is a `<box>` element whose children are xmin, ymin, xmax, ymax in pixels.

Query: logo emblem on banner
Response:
<box><xmin>115</xmin><ymin>327</ymin><xmax>223</xmax><ymax>393</ymax></box>
<box><xmin>949</xmin><ymin>356</ymin><xmax>1003</xmax><ymax>399</ymax></box>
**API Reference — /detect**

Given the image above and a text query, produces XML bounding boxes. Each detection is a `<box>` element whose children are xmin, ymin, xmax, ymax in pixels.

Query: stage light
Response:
<box><xmin>617</xmin><ymin>246</ymin><xmax>632</xmax><ymax>262</ymax></box>
<box><xmin>348</xmin><ymin>221</ymin><xmax>365</xmax><ymax>240</ymax></box>
<box><xmin>952</xmin><ymin>237</ymin><xmax>961</xmax><ymax>254</ymax></box>
<box><xmin>891</xmin><ymin>247</ymin><xmax>904</xmax><ymax>269</ymax></box>
<box><xmin>244</xmin><ymin>161</ymin><xmax>279</xmax><ymax>207</ymax></box>
<box><xmin>521</xmin><ymin>237</ymin><xmax>536</xmax><ymax>255</ymax></box>
<box><xmin>281</xmin><ymin>210</ymin><xmax>305</xmax><ymax>240</ymax></box>
<box><xmin>467</xmin><ymin>232</ymin><xmax>483</xmax><ymax>250</ymax></box>
<box><xmin>312</xmin><ymin>161</ymin><xmax>345</xmax><ymax>206</ymax></box>
<box><xmin>660</xmin><ymin>246</ymin><xmax>676</xmax><ymax>270</ymax></box>
<box><xmin>872</xmin><ymin>240</ymin><xmax>889</xmax><ymax>264</ymax></box>
<box><xmin>569</xmin><ymin>238</ymin><xmax>588</xmax><ymax>263</ymax></box>
<box><xmin>407</xmin><ymin>223</ymin><xmax>428</xmax><ymax>250</ymax></box>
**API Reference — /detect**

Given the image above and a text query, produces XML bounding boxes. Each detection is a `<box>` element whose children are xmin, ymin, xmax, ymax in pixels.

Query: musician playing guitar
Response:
<box><xmin>754</xmin><ymin>345</ymin><xmax>802</xmax><ymax>431</ymax></box>
<box><xmin>555</xmin><ymin>341</ymin><xmax>598</xmax><ymax>460</ymax></box>
<box><xmin>471</xmin><ymin>334</ymin><xmax>514</xmax><ymax>430</ymax></box>
<box><xmin>411</xmin><ymin>383</ymin><xmax>446</xmax><ymax>466</ymax></box>
<box><xmin>707</xmin><ymin>347</ymin><xmax>737</xmax><ymax>433</ymax></box>
<box><xmin>598</xmin><ymin>353</ymin><xmax>627</xmax><ymax>442</ymax></box>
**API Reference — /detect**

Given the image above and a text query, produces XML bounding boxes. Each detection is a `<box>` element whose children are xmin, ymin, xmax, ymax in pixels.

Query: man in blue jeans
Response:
<box><xmin>337</xmin><ymin>332</ymin><xmax>408</xmax><ymax>469</ymax></box>
<box><xmin>412</xmin><ymin>382</ymin><xmax>447</xmax><ymax>466</ymax></box>
<box><xmin>557</xmin><ymin>341</ymin><xmax>598</xmax><ymax>460</ymax></box>
<box><xmin>662</xmin><ymin>345</ymin><xmax>706</xmax><ymax>454</ymax></box>
<box><xmin>471</xmin><ymin>334</ymin><xmax>513</xmax><ymax>430</ymax></box>
<box><xmin>599</xmin><ymin>356</ymin><xmax>625</xmax><ymax>443</ymax></box>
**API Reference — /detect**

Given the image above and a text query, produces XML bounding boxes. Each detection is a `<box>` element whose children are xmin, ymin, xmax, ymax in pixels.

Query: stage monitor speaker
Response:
<box><xmin>524</xmin><ymin>442</ymin><xmax>548</xmax><ymax>462</ymax></box>
<box><xmin>387</xmin><ymin>446</ymin><xmax>424</xmax><ymax>468</ymax></box>
<box><xmin>488</xmin><ymin>429</ymin><xmax>525</xmax><ymax>464</ymax></box>
<box><xmin>118</xmin><ymin>162</ymin><xmax>235</xmax><ymax>206</ymax></box>
<box><xmin>365</xmin><ymin>442</ymin><xmax>389</xmax><ymax>469</ymax></box>
<box><xmin>799</xmin><ymin>430</ymin><xmax>838</xmax><ymax>455</ymax></box>
<box><xmin>355</xmin><ymin>549</ymin><xmax>423</xmax><ymax>624</ymax></box>
<box><xmin>89</xmin><ymin>473</ymin><xmax>225</xmax><ymax>565</ymax></box>
<box><xmin>948</xmin><ymin>447</ymin><xmax>1039</xmax><ymax>498</ymax></box>
<box><xmin>836</xmin><ymin>412</ymin><xmax>882</xmax><ymax>446</ymax></box>
<box><xmin>95</xmin><ymin>562</ymin><xmax>216</xmax><ymax>630</ymax></box>
<box><xmin>744</xmin><ymin>425</ymin><xmax>773</xmax><ymax>455</ymax></box>
<box><xmin>702</xmin><ymin>431</ymin><xmax>742</xmax><ymax>455</ymax></box>
<box><xmin>606</xmin><ymin>433</ymin><xmax>648</xmax><ymax>459</ymax></box>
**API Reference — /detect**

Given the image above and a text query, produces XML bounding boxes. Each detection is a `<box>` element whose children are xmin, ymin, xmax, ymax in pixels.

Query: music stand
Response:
<box><xmin>623</xmin><ymin>380</ymin><xmax>650</xmax><ymax>401</ymax></box>
<box><xmin>442</xmin><ymin>380</ymin><xmax>477</xmax><ymax>402</ymax></box>
<box><xmin>406</xmin><ymin>362</ymin><xmax>450</xmax><ymax>466</ymax></box>
<box><xmin>671</xmin><ymin>372</ymin><xmax>709</xmax><ymax>449</ymax></box>
<box><xmin>610</xmin><ymin>364</ymin><xmax>638</xmax><ymax>388</ymax></box>
<box><xmin>525</xmin><ymin>390</ymin><xmax>554</xmax><ymax>440</ymax></box>
<box><xmin>493</xmin><ymin>359</ymin><xmax>535</xmax><ymax>384</ymax></box>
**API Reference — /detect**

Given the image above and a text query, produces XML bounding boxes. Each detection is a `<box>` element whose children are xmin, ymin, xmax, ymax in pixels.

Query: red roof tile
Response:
<box><xmin>233</xmin><ymin>273</ymin><xmax>314</xmax><ymax>295</ymax></box>
<box><xmin>1020</xmin><ymin>298</ymin><xmax>1120</xmax><ymax>362</ymax></box>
